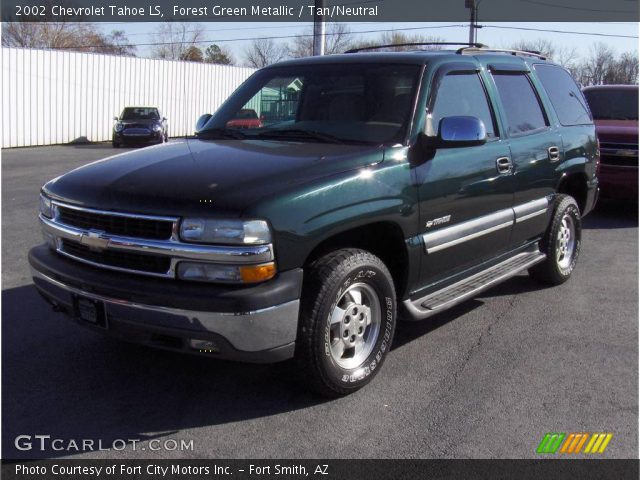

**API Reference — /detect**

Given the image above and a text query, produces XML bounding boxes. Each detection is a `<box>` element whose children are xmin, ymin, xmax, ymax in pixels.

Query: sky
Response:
<box><xmin>101</xmin><ymin>22</ymin><xmax>639</xmax><ymax>64</ymax></box>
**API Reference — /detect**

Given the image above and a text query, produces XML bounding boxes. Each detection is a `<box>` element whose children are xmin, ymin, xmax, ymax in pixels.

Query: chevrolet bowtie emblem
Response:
<box><xmin>80</xmin><ymin>230</ymin><xmax>109</xmax><ymax>250</ymax></box>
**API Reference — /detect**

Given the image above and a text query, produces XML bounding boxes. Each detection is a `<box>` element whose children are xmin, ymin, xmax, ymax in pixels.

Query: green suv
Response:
<box><xmin>30</xmin><ymin>46</ymin><xmax>599</xmax><ymax>396</ymax></box>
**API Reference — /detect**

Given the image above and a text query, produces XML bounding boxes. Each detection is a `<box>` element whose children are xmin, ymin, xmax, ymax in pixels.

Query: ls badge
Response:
<box><xmin>425</xmin><ymin>215</ymin><xmax>451</xmax><ymax>228</ymax></box>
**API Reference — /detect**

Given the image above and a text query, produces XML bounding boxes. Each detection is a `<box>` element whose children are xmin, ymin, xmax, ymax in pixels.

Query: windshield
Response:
<box><xmin>199</xmin><ymin>63</ymin><xmax>421</xmax><ymax>144</ymax></box>
<box><xmin>121</xmin><ymin>107</ymin><xmax>160</xmax><ymax>121</ymax></box>
<box><xmin>583</xmin><ymin>88</ymin><xmax>638</xmax><ymax>121</ymax></box>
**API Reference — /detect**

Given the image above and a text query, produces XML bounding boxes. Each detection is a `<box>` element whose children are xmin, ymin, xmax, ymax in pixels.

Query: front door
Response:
<box><xmin>413</xmin><ymin>64</ymin><xmax>514</xmax><ymax>289</ymax></box>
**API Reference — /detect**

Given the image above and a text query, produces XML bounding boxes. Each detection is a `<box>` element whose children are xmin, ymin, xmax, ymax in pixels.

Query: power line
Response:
<box><xmin>11</xmin><ymin>22</ymin><xmax>638</xmax><ymax>52</ymax></box>
<box><xmin>519</xmin><ymin>0</ymin><xmax>637</xmax><ymax>14</ymax></box>
<box><xmin>120</xmin><ymin>21</ymin><xmax>383</xmax><ymax>37</ymax></box>
<box><xmin>480</xmin><ymin>24</ymin><xmax>638</xmax><ymax>39</ymax></box>
<box><xmin>41</xmin><ymin>23</ymin><xmax>468</xmax><ymax>50</ymax></box>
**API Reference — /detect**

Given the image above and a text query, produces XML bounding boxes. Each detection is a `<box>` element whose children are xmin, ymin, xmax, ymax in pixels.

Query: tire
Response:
<box><xmin>296</xmin><ymin>248</ymin><xmax>397</xmax><ymax>397</ymax></box>
<box><xmin>529</xmin><ymin>195</ymin><xmax>581</xmax><ymax>285</ymax></box>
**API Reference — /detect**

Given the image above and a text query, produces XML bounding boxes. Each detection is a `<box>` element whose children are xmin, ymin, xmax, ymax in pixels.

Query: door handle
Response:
<box><xmin>548</xmin><ymin>146</ymin><xmax>561</xmax><ymax>162</ymax></box>
<box><xmin>496</xmin><ymin>157</ymin><xmax>513</xmax><ymax>174</ymax></box>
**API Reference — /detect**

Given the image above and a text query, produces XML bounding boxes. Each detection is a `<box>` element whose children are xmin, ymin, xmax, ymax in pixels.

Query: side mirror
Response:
<box><xmin>162</xmin><ymin>117</ymin><xmax>167</xmax><ymax>122</ymax></box>
<box><xmin>113</xmin><ymin>116</ymin><xmax>118</xmax><ymax>121</ymax></box>
<box><xmin>195</xmin><ymin>114</ymin><xmax>212</xmax><ymax>132</ymax></box>
<box><xmin>437</xmin><ymin>116</ymin><xmax>487</xmax><ymax>147</ymax></box>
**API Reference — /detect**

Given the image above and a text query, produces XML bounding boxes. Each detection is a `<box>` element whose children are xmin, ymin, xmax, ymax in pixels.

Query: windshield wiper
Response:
<box><xmin>257</xmin><ymin>129</ymin><xmax>349</xmax><ymax>144</ymax></box>
<box><xmin>196</xmin><ymin>128</ymin><xmax>247</xmax><ymax>140</ymax></box>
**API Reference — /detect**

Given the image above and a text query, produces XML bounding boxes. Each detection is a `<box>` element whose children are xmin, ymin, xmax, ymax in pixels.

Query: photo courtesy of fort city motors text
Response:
<box><xmin>1</xmin><ymin>0</ymin><xmax>639</xmax><ymax>479</ymax></box>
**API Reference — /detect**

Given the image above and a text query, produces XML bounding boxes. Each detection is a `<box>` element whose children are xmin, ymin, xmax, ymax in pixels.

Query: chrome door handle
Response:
<box><xmin>496</xmin><ymin>157</ymin><xmax>513</xmax><ymax>174</ymax></box>
<box><xmin>548</xmin><ymin>146</ymin><xmax>561</xmax><ymax>162</ymax></box>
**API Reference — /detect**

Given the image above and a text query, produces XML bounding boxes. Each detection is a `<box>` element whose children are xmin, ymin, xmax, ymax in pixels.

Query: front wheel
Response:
<box><xmin>529</xmin><ymin>195</ymin><xmax>582</xmax><ymax>285</ymax></box>
<box><xmin>296</xmin><ymin>248</ymin><xmax>396</xmax><ymax>397</ymax></box>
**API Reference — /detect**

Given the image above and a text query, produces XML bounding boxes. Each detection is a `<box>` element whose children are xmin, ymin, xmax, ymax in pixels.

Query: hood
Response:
<box><xmin>43</xmin><ymin>139</ymin><xmax>384</xmax><ymax>216</ymax></box>
<box><xmin>594</xmin><ymin>119</ymin><xmax>638</xmax><ymax>145</ymax></box>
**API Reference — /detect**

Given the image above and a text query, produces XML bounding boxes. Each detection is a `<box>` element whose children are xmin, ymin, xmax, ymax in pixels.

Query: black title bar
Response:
<box><xmin>2</xmin><ymin>0</ymin><xmax>639</xmax><ymax>22</ymax></box>
<box><xmin>2</xmin><ymin>459</ymin><xmax>640</xmax><ymax>480</ymax></box>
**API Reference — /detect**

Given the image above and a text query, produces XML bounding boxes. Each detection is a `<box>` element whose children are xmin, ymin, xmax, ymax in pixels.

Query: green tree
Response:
<box><xmin>204</xmin><ymin>44</ymin><xmax>233</xmax><ymax>65</ymax></box>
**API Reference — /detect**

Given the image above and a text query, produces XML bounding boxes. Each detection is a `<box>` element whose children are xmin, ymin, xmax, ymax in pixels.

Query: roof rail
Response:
<box><xmin>457</xmin><ymin>46</ymin><xmax>547</xmax><ymax>60</ymax></box>
<box><xmin>345</xmin><ymin>42</ymin><xmax>487</xmax><ymax>54</ymax></box>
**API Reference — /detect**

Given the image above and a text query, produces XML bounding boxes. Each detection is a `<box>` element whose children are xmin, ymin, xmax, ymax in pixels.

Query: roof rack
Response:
<box><xmin>457</xmin><ymin>46</ymin><xmax>547</xmax><ymax>60</ymax></box>
<box><xmin>345</xmin><ymin>42</ymin><xmax>487</xmax><ymax>54</ymax></box>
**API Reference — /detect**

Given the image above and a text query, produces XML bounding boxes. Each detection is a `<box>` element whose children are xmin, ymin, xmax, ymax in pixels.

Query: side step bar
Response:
<box><xmin>403</xmin><ymin>250</ymin><xmax>546</xmax><ymax>320</ymax></box>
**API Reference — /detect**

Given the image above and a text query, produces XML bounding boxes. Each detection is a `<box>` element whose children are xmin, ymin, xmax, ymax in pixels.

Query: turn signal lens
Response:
<box><xmin>176</xmin><ymin>261</ymin><xmax>277</xmax><ymax>284</ymax></box>
<box><xmin>239</xmin><ymin>262</ymin><xmax>277</xmax><ymax>283</ymax></box>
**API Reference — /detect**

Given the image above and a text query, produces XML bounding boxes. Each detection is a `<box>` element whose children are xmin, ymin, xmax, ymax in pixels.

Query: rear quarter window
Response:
<box><xmin>534</xmin><ymin>64</ymin><xmax>592</xmax><ymax>126</ymax></box>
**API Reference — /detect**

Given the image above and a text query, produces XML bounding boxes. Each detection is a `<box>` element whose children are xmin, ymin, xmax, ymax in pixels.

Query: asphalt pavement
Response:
<box><xmin>2</xmin><ymin>143</ymin><xmax>638</xmax><ymax>459</ymax></box>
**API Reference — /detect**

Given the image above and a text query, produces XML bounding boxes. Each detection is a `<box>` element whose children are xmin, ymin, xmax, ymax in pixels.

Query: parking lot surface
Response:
<box><xmin>2</xmin><ymin>144</ymin><xmax>638</xmax><ymax>459</ymax></box>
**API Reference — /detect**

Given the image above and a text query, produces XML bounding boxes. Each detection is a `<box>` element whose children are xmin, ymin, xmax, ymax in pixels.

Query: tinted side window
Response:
<box><xmin>430</xmin><ymin>72</ymin><xmax>496</xmax><ymax>138</ymax></box>
<box><xmin>493</xmin><ymin>73</ymin><xmax>547</xmax><ymax>136</ymax></box>
<box><xmin>534</xmin><ymin>64</ymin><xmax>592</xmax><ymax>126</ymax></box>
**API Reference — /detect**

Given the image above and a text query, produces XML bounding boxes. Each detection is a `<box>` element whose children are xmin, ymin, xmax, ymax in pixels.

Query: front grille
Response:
<box><xmin>61</xmin><ymin>239</ymin><xmax>171</xmax><ymax>274</ymax></box>
<box><xmin>57</xmin><ymin>206</ymin><xmax>174</xmax><ymax>240</ymax></box>
<box><xmin>601</xmin><ymin>142</ymin><xmax>638</xmax><ymax>151</ymax></box>
<box><xmin>123</xmin><ymin>128</ymin><xmax>152</xmax><ymax>136</ymax></box>
<box><xmin>601</xmin><ymin>154</ymin><xmax>638</xmax><ymax>167</ymax></box>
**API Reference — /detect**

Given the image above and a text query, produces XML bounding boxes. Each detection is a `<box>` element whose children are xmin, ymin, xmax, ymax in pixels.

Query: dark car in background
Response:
<box><xmin>112</xmin><ymin>107</ymin><xmax>168</xmax><ymax>147</ymax></box>
<box><xmin>583</xmin><ymin>85</ymin><xmax>638</xmax><ymax>201</ymax></box>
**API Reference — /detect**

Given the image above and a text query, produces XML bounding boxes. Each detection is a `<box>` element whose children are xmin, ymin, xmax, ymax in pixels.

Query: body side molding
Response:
<box><xmin>421</xmin><ymin>196</ymin><xmax>551</xmax><ymax>254</ymax></box>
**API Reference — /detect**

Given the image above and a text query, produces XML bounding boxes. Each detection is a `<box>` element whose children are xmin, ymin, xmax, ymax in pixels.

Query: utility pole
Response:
<box><xmin>465</xmin><ymin>0</ymin><xmax>476</xmax><ymax>45</ymax></box>
<box><xmin>312</xmin><ymin>0</ymin><xmax>326</xmax><ymax>56</ymax></box>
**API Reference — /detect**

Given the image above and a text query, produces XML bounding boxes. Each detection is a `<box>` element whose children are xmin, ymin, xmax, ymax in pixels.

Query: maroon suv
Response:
<box><xmin>583</xmin><ymin>85</ymin><xmax>638</xmax><ymax>200</ymax></box>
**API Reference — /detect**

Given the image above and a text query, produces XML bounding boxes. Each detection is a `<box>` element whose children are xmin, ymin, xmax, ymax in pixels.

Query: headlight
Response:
<box><xmin>39</xmin><ymin>193</ymin><xmax>53</xmax><ymax>218</ymax></box>
<box><xmin>180</xmin><ymin>218</ymin><xmax>271</xmax><ymax>245</ymax></box>
<box><xmin>177</xmin><ymin>261</ymin><xmax>276</xmax><ymax>284</ymax></box>
<box><xmin>114</xmin><ymin>123</ymin><xmax>124</xmax><ymax>132</ymax></box>
<box><xmin>152</xmin><ymin>124</ymin><xmax>162</xmax><ymax>132</ymax></box>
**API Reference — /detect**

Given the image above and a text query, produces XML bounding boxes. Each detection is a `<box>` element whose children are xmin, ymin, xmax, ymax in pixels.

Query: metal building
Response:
<box><xmin>1</xmin><ymin>47</ymin><xmax>256</xmax><ymax>148</ymax></box>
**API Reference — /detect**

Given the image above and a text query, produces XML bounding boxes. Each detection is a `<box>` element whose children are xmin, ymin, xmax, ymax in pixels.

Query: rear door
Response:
<box><xmin>488</xmin><ymin>65</ymin><xmax>562</xmax><ymax>245</ymax></box>
<box><xmin>413</xmin><ymin>62</ymin><xmax>514</xmax><ymax>287</ymax></box>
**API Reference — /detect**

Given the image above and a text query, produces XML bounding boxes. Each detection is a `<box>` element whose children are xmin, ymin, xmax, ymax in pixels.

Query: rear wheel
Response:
<box><xmin>529</xmin><ymin>195</ymin><xmax>581</xmax><ymax>285</ymax></box>
<box><xmin>297</xmin><ymin>248</ymin><xmax>396</xmax><ymax>397</ymax></box>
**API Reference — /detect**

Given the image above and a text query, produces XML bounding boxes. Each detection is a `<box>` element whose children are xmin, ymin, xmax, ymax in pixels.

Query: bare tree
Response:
<box><xmin>604</xmin><ymin>51</ymin><xmax>639</xmax><ymax>85</ymax></box>
<box><xmin>2</xmin><ymin>22</ymin><xmax>136</xmax><ymax>56</ymax></box>
<box><xmin>577</xmin><ymin>42</ymin><xmax>616</xmax><ymax>85</ymax></box>
<box><xmin>289</xmin><ymin>23</ymin><xmax>354</xmax><ymax>58</ymax></box>
<box><xmin>99</xmin><ymin>30</ymin><xmax>136</xmax><ymax>56</ymax></box>
<box><xmin>509</xmin><ymin>38</ymin><xmax>578</xmax><ymax>70</ymax></box>
<box><xmin>150</xmin><ymin>22</ymin><xmax>205</xmax><ymax>60</ymax></box>
<box><xmin>349</xmin><ymin>32</ymin><xmax>446</xmax><ymax>52</ymax></box>
<box><xmin>243</xmin><ymin>38</ymin><xmax>288</xmax><ymax>68</ymax></box>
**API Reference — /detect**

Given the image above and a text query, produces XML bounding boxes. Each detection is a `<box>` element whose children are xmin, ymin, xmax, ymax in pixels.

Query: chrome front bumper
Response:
<box><xmin>31</xmin><ymin>267</ymin><xmax>300</xmax><ymax>362</ymax></box>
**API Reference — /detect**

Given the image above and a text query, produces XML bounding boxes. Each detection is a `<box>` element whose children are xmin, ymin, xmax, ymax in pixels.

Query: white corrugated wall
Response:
<box><xmin>1</xmin><ymin>47</ymin><xmax>256</xmax><ymax>148</ymax></box>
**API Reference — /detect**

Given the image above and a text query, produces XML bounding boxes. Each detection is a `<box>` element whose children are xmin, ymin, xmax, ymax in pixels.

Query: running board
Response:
<box><xmin>403</xmin><ymin>250</ymin><xmax>546</xmax><ymax>320</ymax></box>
